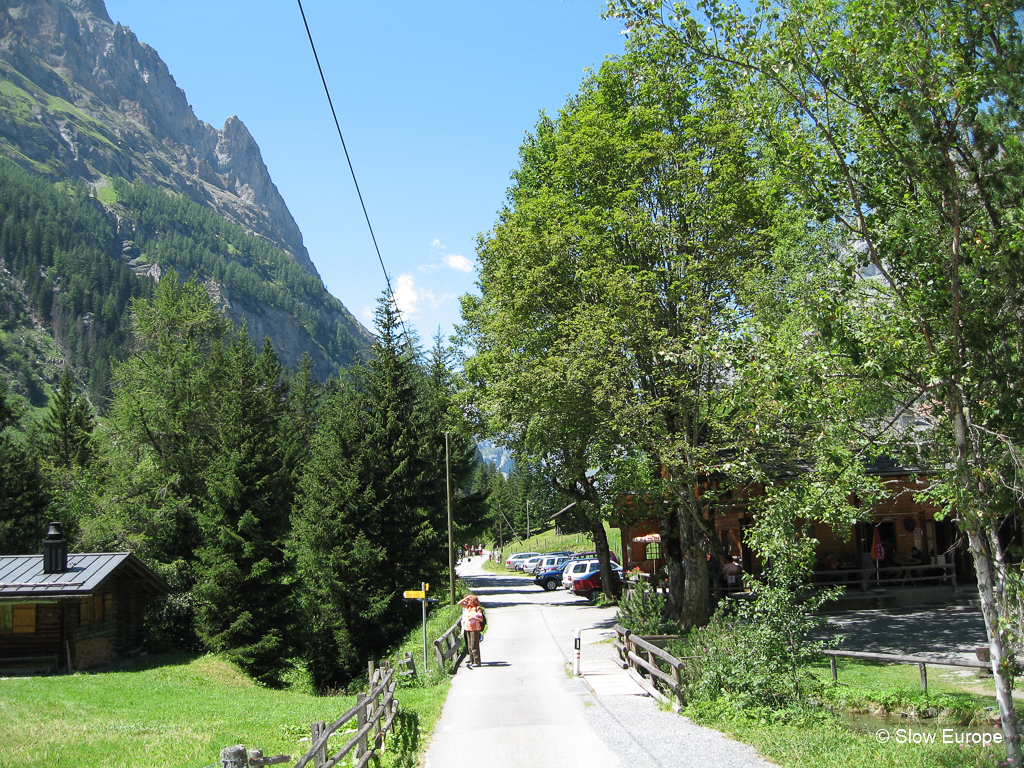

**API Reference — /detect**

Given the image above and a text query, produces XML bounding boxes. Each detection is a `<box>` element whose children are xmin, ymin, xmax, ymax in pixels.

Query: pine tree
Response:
<box><xmin>193</xmin><ymin>329</ymin><xmax>294</xmax><ymax>685</ymax></box>
<box><xmin>0</xmin><ymin>382</ymin><xmax>48</xmax><ymax>555</ymax></box>
<box><xmin>293</xmin><ymin>293</ymin><xmax>448</xmax><ymax>690</ymax></box>
<box><xmin>40</xmin><ymin>368</ymin><xmax>95</xmax><ymax>469</ymax></box>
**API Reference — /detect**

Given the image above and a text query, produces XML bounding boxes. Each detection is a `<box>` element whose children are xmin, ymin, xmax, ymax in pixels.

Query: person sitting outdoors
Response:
<box><xmin>722</xmin><ymin>556</ymin><xmax>743</xmax><ymax>592</ymax></box>
<box><xmin>820</xmin><ymin>552</ymin><xmax>846</xmax><ymax>583</ymax></box>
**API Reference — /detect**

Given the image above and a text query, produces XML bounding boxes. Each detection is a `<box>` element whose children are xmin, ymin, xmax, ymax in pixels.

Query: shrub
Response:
<box><xmin>616</xmin><ymin>575</ymin><xmax>680</xmax><ymax>636</ymax></box>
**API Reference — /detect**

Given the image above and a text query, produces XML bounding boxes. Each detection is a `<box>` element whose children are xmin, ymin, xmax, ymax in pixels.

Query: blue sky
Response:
<box><xmin>102</xmin><ymin>1</ymin><xmax>628</xmax><ymax>344</ymax></box>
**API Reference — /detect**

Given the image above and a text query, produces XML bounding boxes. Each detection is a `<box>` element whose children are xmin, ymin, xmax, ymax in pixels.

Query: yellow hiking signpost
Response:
<box><xmin>405</xmin><ymin>582</ymin><xmax>430</xmax><ymax>669</ymax></box>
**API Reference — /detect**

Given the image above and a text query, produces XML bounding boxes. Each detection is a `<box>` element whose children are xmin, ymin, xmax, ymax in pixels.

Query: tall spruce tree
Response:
<box><xmin>293</xmin><ymin>294</ymin><xmax>450</xmax><ymax>691</ymax></box>
<box><xmin>193</xmin><ymin>330</ymin><xmax>294</xmax><ymax>685</ymax></box>
<box><xmin>40</xmin><ymin>368</ymin><xmax>95</xmax><ymax>469</ymax></box>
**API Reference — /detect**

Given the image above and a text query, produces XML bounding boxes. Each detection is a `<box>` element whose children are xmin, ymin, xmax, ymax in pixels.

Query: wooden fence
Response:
<box><xmin>612</xmin><ymin>625</ymin><xmax>992</xmax><ymax>703</ymax></box>
<box><xmin>812</xmin><ymin>562</ymin><xmax>957</xmax><ymax>594</ymax></box>
<box><xmin>433</xmin><ymin>618</ymin><xmax>462</xmax><ymax>669</ymax></box>
<box><xmin>823</xmin><ymin>649</ymin><xmax>989</xmax><ymax>693</ymax></box>
<box><xmin>220</xmin><ymin>661</ymin><xmax>399</xmax><ymax>768</ymax></box>
<box><xmin>612</xmin><ymin>625</ymin><xmax>688</xmax><ymax>702</ymax></box>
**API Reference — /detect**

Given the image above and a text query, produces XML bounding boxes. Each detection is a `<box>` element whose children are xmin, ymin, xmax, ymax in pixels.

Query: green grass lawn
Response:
<box><xmin>684</xmin><ymin>658</ymin><xmax>1014</xmax><ymax>768</ymax></box>
<box><xmin>0</xmin><ymin>654</ymin><xmax>330</xmax><ymax>768</ymax></box>
<box><xmin>0</xmin><ymin>602</ymin><xmax>465</xmax><ymax>768</ymax></box>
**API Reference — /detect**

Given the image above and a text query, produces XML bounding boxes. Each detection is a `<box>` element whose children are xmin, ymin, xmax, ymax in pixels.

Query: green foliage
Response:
<box><xmin>0</xmin><ymin>379</ymin><xmax>48</xmax><ymax>554</ymax></box>
<box><xmin>105</xmin><ymin>272</ymin><xmax>228</xmax><ymax>561</ymax></box>
<box><xmin>669</xmin><ymin>583</ymin><xmax>834</xmax><ymax>710</ymax></box>
<box><xmin>192</xmin><ymin>332</ymin><xmax>295</xmax><ymax>686</ymax></box>
<box><xmin>293</xmin><ymin>293</ymin><xmax>479</xmax><ymax>691</ymax></box>
<box><xmin>39</xmin><ymin>367</ymin><xmax>95</xmax><ymax>469</ymax></box>
<box><xmin>616</xmin><ymin>578</ymin><xmax>679</xmax><ymax>636</ymax></box>
<box><xmin>609</xmin><ymin>0</ymin><xmax>1024</xmax><ymax>754</ymax></box>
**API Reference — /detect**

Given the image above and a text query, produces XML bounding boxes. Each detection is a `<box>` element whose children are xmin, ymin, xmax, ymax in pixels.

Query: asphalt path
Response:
<box><xmin>423</xmin><ymin>556</ymin><xmax>777</xmax><ymax>768</ymax></box>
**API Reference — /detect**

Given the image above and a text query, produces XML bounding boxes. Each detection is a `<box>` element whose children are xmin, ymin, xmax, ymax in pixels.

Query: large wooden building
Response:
<box><xmin>615</xmin><ymin>461</ymin><xmax>974</xmax><ymax>606</ymax></box>
<box><xmin>0</xmin><ymin>523</ymin><xmax>168</xmax><ymax>673</ymax></box>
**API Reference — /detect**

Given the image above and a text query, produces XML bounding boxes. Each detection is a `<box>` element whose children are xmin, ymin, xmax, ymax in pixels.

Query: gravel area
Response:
<box><xmin>819</xmin><ymin>605</ymin><xmax>988</xmax><ymax>663</ymax></box>
<box><xmin>578</xmin><ymin>626</ymin><xmax>778</xmax><ymax>767</ymax></box>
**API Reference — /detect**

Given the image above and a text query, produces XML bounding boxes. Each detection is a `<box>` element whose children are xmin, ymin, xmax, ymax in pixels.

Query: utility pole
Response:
<box><xmin>445</xmin><ymin>433</ymin><xmax>455</xmax><ymax>606</ymax></box>
<box><xmin>526</xmin><ymin>499</ymin><xmax>530</xmax><ymax>539</ymax></box>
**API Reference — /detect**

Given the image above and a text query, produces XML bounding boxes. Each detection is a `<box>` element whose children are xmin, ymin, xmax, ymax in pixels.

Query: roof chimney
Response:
<box><xmin>42</xmin><ymin>521</ymin><xmax>67</xmax><ymax>574</ymax></box>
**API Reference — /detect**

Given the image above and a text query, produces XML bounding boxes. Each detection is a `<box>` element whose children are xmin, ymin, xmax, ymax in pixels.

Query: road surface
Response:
<box><xmin>422</xmin><ymin>555</ymin><xmax>777</xmax><ymax>768</ymax></box>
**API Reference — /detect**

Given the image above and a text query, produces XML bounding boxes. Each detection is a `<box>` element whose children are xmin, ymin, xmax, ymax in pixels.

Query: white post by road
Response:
<box><xmin>573</xmin><ymin>628</ymin><xmax>581</xmax><ymax>676</ymax></box>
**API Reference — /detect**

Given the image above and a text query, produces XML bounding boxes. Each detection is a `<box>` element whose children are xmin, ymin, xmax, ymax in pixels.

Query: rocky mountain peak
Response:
<box><xmin>0</xmin><ymin>0</ymin><xmax>322</xmax><ymax>280</ymax></box>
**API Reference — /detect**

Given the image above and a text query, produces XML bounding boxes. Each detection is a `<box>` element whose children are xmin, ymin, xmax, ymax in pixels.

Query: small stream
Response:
<box><xmin>840</xmin><ymin>711</ymin><xmax>1003</xmax><ymax>747</ymax></box>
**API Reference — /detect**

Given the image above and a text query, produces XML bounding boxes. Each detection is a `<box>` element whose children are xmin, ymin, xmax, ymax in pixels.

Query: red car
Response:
<box><xmin>569</xmin><ymin>567</ymin><xmax>623</xmax><ymax>601</ymax></box>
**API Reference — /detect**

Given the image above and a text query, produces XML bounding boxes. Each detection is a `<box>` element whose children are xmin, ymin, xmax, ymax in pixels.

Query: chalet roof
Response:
<box><xmin>0</xmin><ymin>552</ymin><xmax>169</xmax><ymax>599</ymax></box>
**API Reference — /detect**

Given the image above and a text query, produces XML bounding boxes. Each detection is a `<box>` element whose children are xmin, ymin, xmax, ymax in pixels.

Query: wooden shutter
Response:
<box><xmin>12</xmin><ymin>604</ymin><xmax>35</xmax><ymax>633</ymax></box>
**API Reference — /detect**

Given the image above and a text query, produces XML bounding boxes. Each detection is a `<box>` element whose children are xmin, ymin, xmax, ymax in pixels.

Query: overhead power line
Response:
<box><xmin>295</xmin><ymin>0</ymin><xmax>396</xmax><ymax>309</ymax></box>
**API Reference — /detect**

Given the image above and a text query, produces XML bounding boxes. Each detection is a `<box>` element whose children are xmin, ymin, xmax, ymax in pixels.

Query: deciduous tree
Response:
<box><xmin>609</xmin><ymin>0</ymin><xmax>1024</xmax><ymax>755</ymax></box>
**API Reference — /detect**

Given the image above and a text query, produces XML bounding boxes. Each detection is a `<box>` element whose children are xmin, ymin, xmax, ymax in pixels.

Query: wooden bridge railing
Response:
<box><xmin>612</xmin><ymin>624</ymin><xmax>690</xmax><ymax>702</ymax></box>
<box><xmin>433</xmin><ymin>618</ymin><xmax>462</xmax><ymax>669</ymax></box>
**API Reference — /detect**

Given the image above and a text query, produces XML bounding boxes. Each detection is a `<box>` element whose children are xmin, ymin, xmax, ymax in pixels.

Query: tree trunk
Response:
<box><xmin>679</xmin><ymin>504</ymin><xmax>710</xmax><ymax>631</ymax></box>
<box><xmin>967</xmin><ymin>527</ymin><xmax>1022</xmax><ymax>765</ymax></box>
<box><xmin>588</xmin><ymin>516</ymin><xmax>617</xmax><ymax>599</ymax></box>
<box><xmin>658</xmin><ymin>508</ymin><xmax>686</xmax><ymax>621</ymax></box>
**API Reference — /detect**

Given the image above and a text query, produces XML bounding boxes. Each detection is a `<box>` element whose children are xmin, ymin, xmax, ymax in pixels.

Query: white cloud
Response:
<box><xmin>443</xmin><ymin>253</ymin><xmax>473</xmax><ymax>272</ymax></box>
<box><xmin>417</xmin><ymin>239</ymin><xmax>475</xmax><ymax>273</ymax></box>
<box><xmin>393</xmin><ymin>273</ymin><xmax>437</xmax><ymax>319</ymax></box>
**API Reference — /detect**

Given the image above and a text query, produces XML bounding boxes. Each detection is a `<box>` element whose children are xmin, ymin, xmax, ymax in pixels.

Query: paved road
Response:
<box><xmin>423</xmin><ymin>556</ymin><xmax>777</xmax><ymax>768</ymax></box>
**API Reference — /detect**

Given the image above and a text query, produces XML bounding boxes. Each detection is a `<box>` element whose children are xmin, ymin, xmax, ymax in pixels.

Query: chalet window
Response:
<box><xmin>79</xmin><ymin>594</ymin><xmax>108</xmax><ymax>625</ymax></box>
<box><xmin>1</xmin><ymin>604</ymin><xmax>36</xmax><ymax>633</ymax></box>
<box><xmin>646</xmin><ymin>542</ymin><xmax>662</xmax><ymax>560</ymax></box>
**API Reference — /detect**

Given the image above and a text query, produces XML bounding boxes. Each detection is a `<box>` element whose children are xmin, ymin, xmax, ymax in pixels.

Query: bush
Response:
<box><xmin>616</xmin><ymin>576</ymin><xmax>680</xmax><ymax>635</ymax></box>
<box><xmin>667</xmin><ymin>576</ymin><xmax>839</xmax><ymax>710</ymax></box>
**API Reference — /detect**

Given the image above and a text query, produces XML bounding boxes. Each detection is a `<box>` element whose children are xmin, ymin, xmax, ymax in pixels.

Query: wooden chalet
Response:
<box><xmin>0</xmin><ymin>522</ymin><xmax>168</xmax><ymax>673</ymax></box>
<box><xmin>615</xmin><ymin>460</ymin><xmax>974</xmax><ymax>609</ymax></box>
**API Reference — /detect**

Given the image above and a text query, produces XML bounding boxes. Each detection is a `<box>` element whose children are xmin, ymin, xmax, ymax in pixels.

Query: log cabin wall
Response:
<box><xmin>0</xmin><ymin>601</ymin><xmax>61</xmax><ymax>657</ymax></box>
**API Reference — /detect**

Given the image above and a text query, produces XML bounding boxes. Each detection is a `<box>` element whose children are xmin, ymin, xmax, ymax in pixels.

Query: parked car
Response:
<box><xmin>534</xmin><ymin>560</ymin><xmax>571</xmax><ymax>591</ymax></box>
<box><xmin>516</xmin><ymin>555</ymin><xmax>545</xmax><ymax>573</ymax></box>
<box><xmin>531</xmin><ymin>555</ymin><xmax>569</xmax><ymax>575</ymax></box>
<box><xmin>504</xmin><ymin>552</ymin><xmax>541</xmax><ymax>570</ymax></box>
<box><xmin>561</xmin><ymin>559</ymin><xmax>623</xmax><ymax>590</ymax></box>
<box><xmin>542</xmin><ymin>550</ymin><xmax>573</xmax><ymax>558</ymax></box>
<box><xmin>570</xmin><ymin>568</ymin><xmax>623</xmax><ymax>601</ymax></box>
<box><xmin>569</xmin><ymin>550</ymin><xmax>620</xmax><ymax>564</ymax></box>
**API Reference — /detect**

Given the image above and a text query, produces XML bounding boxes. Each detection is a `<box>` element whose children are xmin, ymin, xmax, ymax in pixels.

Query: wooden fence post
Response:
<box><xmin>311</xmin><ymin>721</ymin><xmax>326</xmax><ymax>768</ymax></box>
<box><xmin>354</xmin><ymin>692</ymin><xmax>367</xmax><ymax>761</ymax></box>
<box><xmin>220</xmin><ymin>745</ymin><xmax>248</xmax><ymax>768</ymax></box>
<box><xmin>919</xmin><ymin>662</ymin><xmax>928</xmax><ymax>693</ymax></box>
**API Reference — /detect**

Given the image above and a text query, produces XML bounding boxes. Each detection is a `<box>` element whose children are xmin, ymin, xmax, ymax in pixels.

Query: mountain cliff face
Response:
<box><xmin>0</xmin><ymin>0</ymin><xmax>372</xmax><ymax>384</ymax></box>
